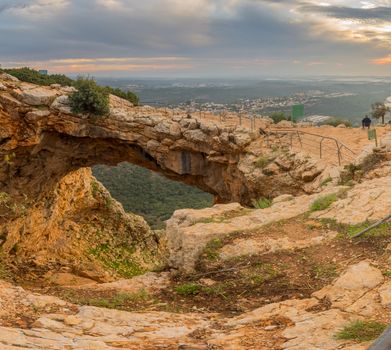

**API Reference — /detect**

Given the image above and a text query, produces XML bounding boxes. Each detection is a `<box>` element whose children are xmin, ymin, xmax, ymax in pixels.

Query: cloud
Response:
<box><xmin>301</xmin><ymin>5</ymin><xmax>391</xmax><ymax>21</ymax></box>
<box><xmin>372</xmin><ymin>54</ymin><xmax>391</xmax><ymax>64</ymax></box>
<box><xmin>0</xmin><ymin>0</ymin><xmax>390</xmax><ymax>76</ymax></box>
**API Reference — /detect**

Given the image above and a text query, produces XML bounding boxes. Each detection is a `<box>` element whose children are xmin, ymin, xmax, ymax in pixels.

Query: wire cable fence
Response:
<box><xmin>140</xmin><ymin>101</ymin><xmax>263</xmax><ymax>131</ymax></box>
<box><xmin>265</xmin><ymin>129</ymin><xmax>357</xmax><ymax>166</ymax></box>
<box><xmin>141</xmin><ymin>102</ymin><xmax>357</xmax><ymax>166</ymax></box>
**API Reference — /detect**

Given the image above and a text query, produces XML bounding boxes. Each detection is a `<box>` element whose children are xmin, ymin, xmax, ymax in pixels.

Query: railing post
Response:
<box><xmin>335</xmin><ymin>140</ymin><xmax>341</xmax><ymax>166</ymax></box>
<box><xmin>297</xmin><ymin>130</ymin><xmax>303</xmax><ymax>148</ymax></box>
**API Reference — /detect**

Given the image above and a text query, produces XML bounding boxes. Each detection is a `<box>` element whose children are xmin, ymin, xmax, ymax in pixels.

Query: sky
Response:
<box><xmin>0</xmin><ymin>0</ymin><xmax>390</xmax><ymax>77</ymax></box>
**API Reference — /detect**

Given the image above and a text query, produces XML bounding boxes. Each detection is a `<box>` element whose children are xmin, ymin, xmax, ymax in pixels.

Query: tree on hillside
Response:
<box><xmin>270</xmin><ymin>111</ymin><xmax>288</xmax><ymax>123</ymax></box>
<box><xmin>69</xmin><ymin>77</ymin><xmax>110</xmax><ymax>116</ymax></box>
<box><xmin>371</xmin><ymin>102</ymin><xmax>390</xmax><ymax>124</ymax></box>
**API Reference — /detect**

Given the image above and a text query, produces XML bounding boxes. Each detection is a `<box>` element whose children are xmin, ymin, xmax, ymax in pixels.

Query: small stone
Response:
<box><xmin>264</xmin><ymin>325</ymin><xmax>278</xmax><ymax>331</ymax></box>
<box><xmin>199</xmin><ymin>278</ymin><xmax>216</xmax><ymax>286</ymax></box>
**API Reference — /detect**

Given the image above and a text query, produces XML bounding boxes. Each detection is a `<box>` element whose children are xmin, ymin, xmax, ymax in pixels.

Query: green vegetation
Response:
<box><xmin>252</xmin><ymin>197</ymin><xmax>272</xmax><ymax>209</ymax></box>
<box><xmin>335</xmin><ymin>320</ymin><xmax>387</xmax><ymax>342</ymax></box>
<box><xmin>174</xmin><ymin>283</ymin><xmax>202</xmax><ymax>296</ymax></box>
<box><xmin>92</xmin><ymin>163</ymin><xmax>213</xmax><ymax>229</ymax></box>
<box><xmin>2</xmin><ymin>67</ymin><xmax>73</xmax><ymax>86</ymax></box>
<box><xmin>69</xmin><ymin>77</ymin><xmax>110</xmax><ymax>116</ymax></box>
<box><xmin>317</xmin><ymin>218</ymin><xmax>391</xmax><ymax>240</ymax></box>
<box><xmin>89</xmin><ymin>243</ymin><xmax>145</xmax><ymax>278</ymax></box>
<box><xmin>320</xmin><ymin>177</ymin><xmax>332</xmax><ymax>187</ymax></box>
<box><xmin>255</xmin><ymin>155</ymin><xmax>270</xmax><ymax>168</ymax></box>
<box><xmin>320</xmin><ymin>117</ymin><xmax>352</xmax><ymax>127</ymax></box>
<box><xmin>340</xmin><ymin>153</ymin><xmax>384</xmax><ymax>186</ymax></box>
<box><xmin>3</xmin><ymin>67</ymin><xmax>139</xmax><ymax>106</ymax></box>
<box><xmin>310</xmin><ymin>194</ymin><xmax>337</xmax><ymax>212</ymax></box>
<box><xmin>104</xmin><ymin>86</ymin><xmax>139</xmax><ymax>106</ymax></box>
<box><xmin>345</xmin><ymin>222</ymin><xmax>391</xmax><ymax>238</ymax></box>
<box><xmin>270</xmin><ymin>111</ymin><xmax>289</xmax><ymax>123</ymax></box>
<box><xmin>203</xmin><ymin>238</ymin><xmax>223</xmax><ymax>260</ymax></box>
<box><xmin>312</xmin><ymin>263</ymin><xmax>338</xmax><ymax>281</ymax></box>
<box><xmin>371</xmin><ymin>102</ymin><xmax>390</xmax><ymax>124</ymax></box>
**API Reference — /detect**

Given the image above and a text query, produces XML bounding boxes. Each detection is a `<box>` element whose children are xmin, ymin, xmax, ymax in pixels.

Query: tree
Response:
<box><xmin>69</xmin><ymin>77</ymin><xmax>110</xmax><ymax>116</ymax></box>
<box><xmin>270</xmin><ymin>111</ymin><xmax>288</xmax><ymax>123</ymax></box>
<box><xmin>371</xmin><ymin>102</ymin><xmax>390</xmax><ymax>124</ymax></box>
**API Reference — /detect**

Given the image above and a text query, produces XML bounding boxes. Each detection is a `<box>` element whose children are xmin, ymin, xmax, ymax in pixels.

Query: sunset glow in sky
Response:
<box><xmin>0</xmin><ymin>0</ymin><xmax>390</xmax><ymax>77</ymax></box>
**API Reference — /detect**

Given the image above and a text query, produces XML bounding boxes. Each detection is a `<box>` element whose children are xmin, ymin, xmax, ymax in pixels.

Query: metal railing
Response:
<box><xmin>265</xmin><ymin>128</ymin><xmax>357</xmax><ymax>166</ymax></box>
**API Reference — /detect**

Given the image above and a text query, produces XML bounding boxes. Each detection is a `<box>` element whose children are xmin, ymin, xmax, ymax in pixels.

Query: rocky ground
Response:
<box><xmin>2</xmin><ymin>72</ymin><xmax>391</xmax><ymax>349</ymax></box>
<box><xmin>2</xmin><ymin>172</ymin><xmax>391</xmax><ymax>349</ymax></box>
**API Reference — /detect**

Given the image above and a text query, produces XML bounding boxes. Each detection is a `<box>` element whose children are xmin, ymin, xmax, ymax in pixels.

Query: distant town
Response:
<box><xmin>168</xmin><ymin>91</ymin><xmax>355</xmax><ymax>116</ymax></box>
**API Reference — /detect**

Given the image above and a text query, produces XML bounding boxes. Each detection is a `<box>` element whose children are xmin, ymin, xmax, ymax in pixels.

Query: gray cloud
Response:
<box><xmin>0</xmin><ymin>0</ymin><xmax>389</xmax><ymax>76</ymax></box>
<box><xmin>302</xmin><ymin>5</ymin><xmax>391</xmax><ymax>21</ymax></box>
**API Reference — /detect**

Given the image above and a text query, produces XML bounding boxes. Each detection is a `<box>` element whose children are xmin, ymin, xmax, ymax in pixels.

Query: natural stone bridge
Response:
<box><xmin>0</xmin><ymin>72</ymin><xmax>339</xmax><ymax>273</ymax></box>
<box><xmin>0</xmin><ymin>73</ymin><xmax>260</xmax><ymax>205</ymax></box>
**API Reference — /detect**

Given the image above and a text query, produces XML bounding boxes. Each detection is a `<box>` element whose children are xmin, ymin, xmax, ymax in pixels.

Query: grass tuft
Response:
<box><xmin>335</xmin><ymin>320</ymin><xmax>387</xmax><ymax>342</ymax></box>
<box><xmin>310</xmin><ymin>194</ymin><xmax>337</xmax><ymax>212</ymax></box>
<box><xmin>252</xmin><ymin>197</ymin><xmax>272</xmax><ymax>209</ymax></box>
<box><xmin>203</xmin><ymin>238</ymin><xmax>223</xmax><ymax>261</ymax></box>
<box><xmin>320</xmin><ymin>177</ymin><xmax>333</xmax><ymax>187</ymax></box>
<box><xmin>174</xmin><ymin>283</ymin><xmax>202</xmax><ymax>296</ymax></box>
<box><xmin>345</xmin><ymin>222</ymin><xmax>391</xmax><ymax>238</ymax></box>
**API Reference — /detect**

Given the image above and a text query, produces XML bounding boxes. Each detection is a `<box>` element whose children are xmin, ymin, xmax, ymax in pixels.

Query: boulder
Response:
<box><xmin>51</xmin><ymin>95</ymin><xmax>72</xmax><ymax>114</ymax></box>
<box><xmin>15</xmin><ymin>85</ymin><xmax>59</xmax><ymax>106</ymax></box>
<box><xmin>275</xmin><ymin>120</ymin><xmax>294</xmax><ymax>128</ymax></box>
<box><xmin>334</xmin><ymin>261</ymin><xmax>383</xmax><ymax>290</ymax></box>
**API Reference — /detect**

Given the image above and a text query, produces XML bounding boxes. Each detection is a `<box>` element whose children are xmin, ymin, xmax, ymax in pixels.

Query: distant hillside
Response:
<box><xmin>93</xmin><ymin>163</ymin><xmax>213</xmax><ymax>229</ymax></box>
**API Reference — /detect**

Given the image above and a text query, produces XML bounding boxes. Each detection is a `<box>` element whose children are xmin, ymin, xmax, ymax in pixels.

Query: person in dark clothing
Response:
<box><xmin>362</xmin><ymin>115</ymin><xmax>372</xmax><ymax>129</ymax></box>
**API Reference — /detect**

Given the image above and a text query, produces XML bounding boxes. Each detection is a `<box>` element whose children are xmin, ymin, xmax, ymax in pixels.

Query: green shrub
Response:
<box><xmin>252</xmin><ymin>197</ymin><xmax>272</xmax><ymax>209</ymax></box>
<box><xmin>310</xmin><ymin>194</ymin><xmax>337</xmax><ymax>212</ymax></box>
<box><xmin>3</xmin><ymin>67</ymin><xmax>139</xmax><ymax>106</ymax></box>
<box><xmin>104</xmin><ymin>86</ymin><xmax>139</xmax><ymax>106</ymax></box>
<box><xmin>174</xmin><ymin>283</ymin><xmax>201</xmax><ymax>296</ymax></box>
<box><xmin>270</xmin><ymin>111</ymin><xmax>288</xmax><ymax>124</ymax></box>
<box><xmin>3</xmin><ymin>67</ymin><xmax>73</xmax><ymax>86</ymax></box>
<box><xmin>320</xmin><ymin>118</ymin><xmax>352</xmax><ymax>127</ymax></box>
<box><xmin>335</xmin><ymin>320</ymin><xmax>387</xmax><ymax>342</ymax></box>
<box><xmin>69</xmin><ymin>78</ymin><xmax>110</xmax><ymax>116</ymax></box>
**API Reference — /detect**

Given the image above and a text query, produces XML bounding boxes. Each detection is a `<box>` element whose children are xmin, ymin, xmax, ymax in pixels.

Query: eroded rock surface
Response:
<box><xmin>314</xmin><ymin>176</ymin><xmax>391</xmax><ymax>224</ymax></box>
<box><xmin>2</xmin><ymin>260</ymin><xmax>389</xmax><ymax>349</ymax></box>
<box><xmin>167</xmin><ymin>187</ymin><xmax>346</xmax><ymax>272</ymax></box>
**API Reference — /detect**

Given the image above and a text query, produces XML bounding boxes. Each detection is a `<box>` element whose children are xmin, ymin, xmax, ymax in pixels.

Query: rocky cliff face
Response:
<box><xmin>0</xmin><ymin>165</ymin><xmax>161</xmax><ymax>281</ymax></box>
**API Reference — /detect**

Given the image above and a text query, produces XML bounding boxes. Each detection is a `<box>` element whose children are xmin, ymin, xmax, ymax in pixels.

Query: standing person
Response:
<box><xmin>362</xmin><ymin>115</ymin><xmax>372</xmax><ymax>129</ymax></box>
